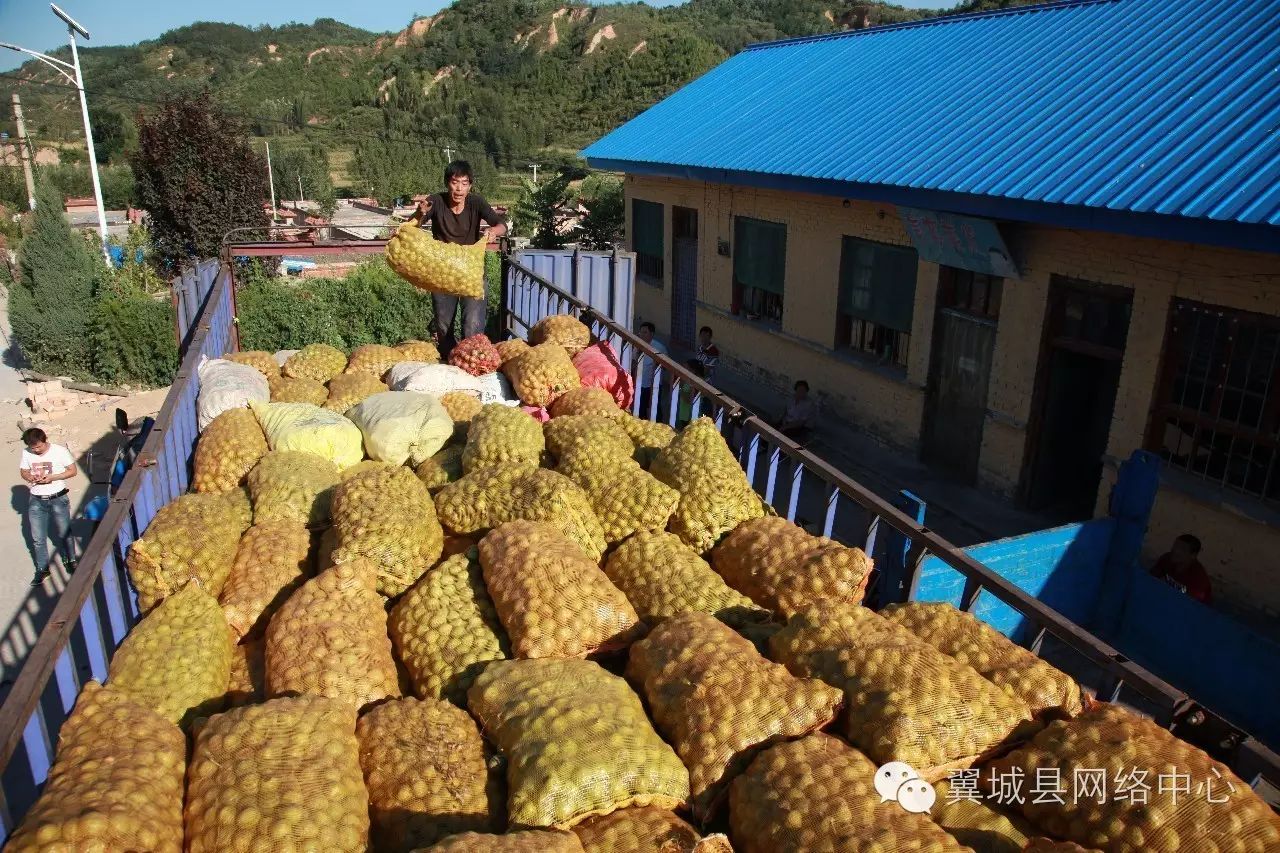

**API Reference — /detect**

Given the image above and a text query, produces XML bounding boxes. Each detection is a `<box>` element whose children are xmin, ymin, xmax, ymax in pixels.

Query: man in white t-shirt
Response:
<box><xmin>636</xmin><ymin>321</ymin><xmax>669</xmax><ymax>419</ymax></box>
<box><xmin>20</xmin><ymin>428</ymin><xmax>78</xmax><ymax>585</ymax></box>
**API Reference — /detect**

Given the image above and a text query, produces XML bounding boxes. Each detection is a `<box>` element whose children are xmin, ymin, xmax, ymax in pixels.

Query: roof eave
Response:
<box><xmin>586</xmin><ymin>158</ymin><xmax>1280</xmax><ymax>257</ymax></box>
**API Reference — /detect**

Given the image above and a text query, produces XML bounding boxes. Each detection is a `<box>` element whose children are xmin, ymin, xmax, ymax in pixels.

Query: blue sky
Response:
<box><xmin>1</xmin><ymin>0</ymin><xmax>955</xmax><ymax>72</ymax></box>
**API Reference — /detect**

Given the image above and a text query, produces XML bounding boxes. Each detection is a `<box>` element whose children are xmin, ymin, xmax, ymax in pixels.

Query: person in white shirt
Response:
<box><xmin>778</xmin><ymin>380</ymin><xmax>817</xmax><ymax>440</ymax></box>
<box><xmin>20</xmin><ymin>428</ymin><xmax>78</xmax><ymax>585</ymax></box>
<box><xmin>636</xmin><ymin>321</ymin><xmax>669</xmax><ymax>419</ymax></box>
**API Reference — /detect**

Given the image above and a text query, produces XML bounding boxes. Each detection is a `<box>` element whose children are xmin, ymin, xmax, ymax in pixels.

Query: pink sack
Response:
<box><xmin>521</xmin><ymin>405</ymin><xmax>550</xmax><ymax>423</ymax></box>
<box><xmin>572</xmin><ymin>341</ymin><xmax>635</xmax><ymax>410</ymax></box>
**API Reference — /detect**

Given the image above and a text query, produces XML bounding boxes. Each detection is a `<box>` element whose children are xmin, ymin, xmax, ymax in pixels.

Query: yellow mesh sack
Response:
<box><xmin>544</xmin><ymin>414</ymin><xmax>635</xmax><ymax>460</ymax></box>
<box><xmin>503</xmin><ymin>342</ymin><xmax>582</xmax><ymax>408</ymax></box>
<box><xmin>227</xmin><ymin>349</ymin><xmax>280</xmax><ymax>377</ymax></box>
<box><xmin>469</xmin><ymin>658</ymin><xmax>690</xmax><ymax>829</ymax></box>
<box><xmin>530</xmin><ymin>314</ymin><xmax>592</xmax><ymax>355</ymax></box>
<box><xmin>417</xmin><ymin>444</ymin><xmax>465</xmax><ymax>491</ymax></box>
<box><xmin>220</xmin><ymin>521</ymin><xmax>313</xmax><ymax>640</ymax></box>
<box><xmin>107</xmin><ymin>582</ymin><xmax>231</xmax><ymax>727</ymax></box>
<box><xmin>558</xmin><ymin>449</ymin><xmax>680</xmax><ymax>544</ymax></box>
<box><xmin>330</xmin><ymin>466</ymin><xmax>445</xmax><ymax>596</ymax></box>
<box><xmin>185</xmin><ymin>695</ymin><xmax>369</xmax><ymax>853</ymax></box>
<box><xmin>357</xmin><ymin>697</ymin><xmax>504</xmax><ymax>852</ymax></box>
<box><xmin>574</xmin><ymin>807</ymin><xmax>734</xmax><ymax>853</ymax></box>
<box><xmin>770</xmin><ymin>603</ymin><xmax>1036</xmax><ymax>773</ymax></box>
<box><xmin>995</xmin><ymin>704</ymin><xmax>1280</xmax><ymax>852</ymax></box>
<box><xmin>505</xmin><ymin>468</ymin><xmax>608</xmax><ymax>561</ymax></box>
<box><xmin>125</xmin><ymin>490</ymin><xmax>251</xmax><ymax>612</ymax></box>
<box><xmin>604</xmin><ymin>531</ymin><xmax>770</xmax><ymax>628</ymax></box>
<box><xmin>626</xmin><ymin>612</ymin><xmax>843</xmax><ymax>819</ymax></box>
<box><xmin>264</xmin><ymin>561</ymin><xmax>400</xmax><ymax>710</ymax></box>
<box><xmin>345</xmin><ymin>343</ymin><xmax>408</xmax><ymax>378</ymax></box>
<box><xmin>550</xmin><ymin>386</ymin><xmax>622</xmax><ymax>419</ymax></box>
<box><xmin>226</xmin><ymin>638</ymin><xmax>266</xmax><ymax>708</ymax></box>
<box><xmin>268</xmin><ymin>374</ymin><xmax>329</xmax><ymax>406</ymax></box>
<box><xmin>441</xmin><ymin>390</ymin><xmax>484</xmax><ymax>425</ymax></box>
<box><xmin>882</xmin><ymin>601</ymin><xmax>1084</xmax><ymax>717</ymax></box>
<box><xmin>386</xmin><ymin>224</ymin><xmax>486</xmax><ymax>298</ymax></box>
<box><xmin>4</xmin><ymin>683</ymin><xmax>185</xmax><ymax>853</ymax></box>
<box><xmin>389</xmin><ymin>553</ymin><xmax>510</xmax><ymax>705</ymax></box>
<box><xmin>651</xmin><ymin>418</ymin><xmax>765</xmax><ymax>552</ymax></box>
<box><xmin>283</xmin><ymin>342</ymin><xmax>347</xmax><ymax>382</ymax></box>
<box><xmin>397</xmin><ymin>338</ymin><xmax>442</xmax><ymax>363</ymax></box>
<box><xmin>618</xmin><ymin>413</ymin><xmax>676</xmax><ymax>468</ymax></box>
<box><xmin>435</xmin><ymin>463</ymin><xmax>537</xmax><ymax>534</ymax></box>
<box><xmin>247</xmin><ymin>449</ymin><xmax>341</xmax><ymax>527</ymax></box>
<box><xmin>728</xmin><ymin>733</ymin><xmax>970</xmax><ymax>853</ymax></box>
<box><xmin>324</xmin><ymin>371</ymin><xmax>389</xmax><ymax>414</ymax></box>
<box><xmin>930</xmin><ymin>778</ymin><xmax>1033</xmax><ymax>853</ymax></box>
<box><xmin>711</xmin><ymin>516</ymin><xmax>872</xmax><ymax>619</ymax></box>
<box><xmin>251</xmin><ymin>400</ymin><xmax>364</xmax><ymax>469</ymax></box>
<box><xmin>1022</xmin><ymin>841</ymin><xmax>1099</xmax><ymax>853</ymax></box>
<box><xmin>193</xmin><ymin>407</ymin><xmax>268</xmax><ymax>493</ymax></box>
<box><xmin>339</xmin><ymin>459</ymin><xmax>402</xmax><ymax>480</ymax></box>
<box><xmin>462</xmin><ymin>403</ymin><xmax>546</xmax><ymax>473</ymax></box>
<box><xmin>480</xmin><ymin>521</ymin><xmax>642</xmax><ymax>658</ymax></box>
<box><xmin>420</xmin><ymin>830</ymin><xmax>585</xmax><ymax>852</ymax></box>
<box><xmin>495</xmin><ymin>337</ymin><xmax>531</xmax><ymax>366</ymax></box>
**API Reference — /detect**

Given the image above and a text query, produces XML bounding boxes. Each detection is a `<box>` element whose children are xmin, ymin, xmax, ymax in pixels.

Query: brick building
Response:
<box><xmin>584</xmin><ymin>0</ymin><xmax>1280</xmax><ymax>618</ymax></box>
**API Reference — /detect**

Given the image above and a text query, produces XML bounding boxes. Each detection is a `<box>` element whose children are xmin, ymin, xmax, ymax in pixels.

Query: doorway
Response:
<box><xmin>1024</xmin><ymin>278</ymin><xmax>1132</xmax><ymax>520</ymax></box>
<box><xmin>671</xmin><ymin>206</ymin><xmax>698</xmax><ymax>348</ymax></box>
<box><xmin>921</xmin><ymin>267</ymin><xmax>1002</xmax><ymax>483</ymax></box>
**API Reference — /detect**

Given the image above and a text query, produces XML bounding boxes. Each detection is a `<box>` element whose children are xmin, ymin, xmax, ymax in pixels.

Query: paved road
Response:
<box><xmin>0</xmin><ymin>285</ymin><xmax>166</xmax><ymax>699</ymax></box>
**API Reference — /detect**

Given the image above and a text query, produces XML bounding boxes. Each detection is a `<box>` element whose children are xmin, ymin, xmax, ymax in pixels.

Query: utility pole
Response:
<box><xmin>530</xmin><ymin>164</ymin><xmax>541</xmax><ymax>185</ymax></box>
<box><xmin>264</xmin><ymin>141</ymin><xmax>277</xmax><ymax>222</ymax></box>
<box><xmin>297</xmin><ymin>174</ymin><xmax>305</xmax><ymax>204</ymax></box>
<box><xmin>444</xmin><ymin>144</ymin><xmax>453</xmax><ymax>162</ymax></box>
<box><xmin>10</xmin><ymin>94</ymin><xmax>36</xmax><ymax>210</ymax></box>
<box><xmin>56</xmin><ymin>5</ymin><xmax>109</xmax><ymax>264</ymax></box>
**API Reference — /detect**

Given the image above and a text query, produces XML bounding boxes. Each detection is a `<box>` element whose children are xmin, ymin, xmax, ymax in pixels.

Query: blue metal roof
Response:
<box><xmin>582</xmin><ymin>0</ymin><xmax>1280</xmax><ymax>253</ymax></box>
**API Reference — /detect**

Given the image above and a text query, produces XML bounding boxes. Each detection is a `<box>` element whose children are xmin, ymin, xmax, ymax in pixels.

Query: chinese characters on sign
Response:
<box><xmin>947</xmin><ymin>766</ymin><xmax>1237</xmax><ymax>806</ymax></box>
<box><xmin>898</xmin><ymin>206</ymin><xmax>1020</xmax><ymax>279</ymax></box>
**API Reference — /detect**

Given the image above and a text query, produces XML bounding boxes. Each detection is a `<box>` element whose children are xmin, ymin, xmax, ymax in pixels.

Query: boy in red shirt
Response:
<box><xmin>1150</xmin><ymin>533</ymin><xmax>1212</xmax><ymax>604</ymax></box>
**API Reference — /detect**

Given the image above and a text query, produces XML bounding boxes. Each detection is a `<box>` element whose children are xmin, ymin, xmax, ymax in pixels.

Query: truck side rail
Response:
<box><xmin>0</xmin><ymin>263</ymin><xmax>236</xmax><ymax>838</ymax></box>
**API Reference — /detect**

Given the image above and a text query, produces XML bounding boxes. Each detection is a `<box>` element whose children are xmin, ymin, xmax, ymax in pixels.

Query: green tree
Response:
<box><xmin>513</xmin><ymin>172</ymin><xmax>574</xmax><ymax>249</ymax></box>
<box><xmin>132</xmin><ymin>93</ymin><xmax>269</xmax><ymax>268</ymax></box>
<box><xmin>91</xmin><ymin>108</ymin><xmax>132</xmax><ymax>164</ymax></box>
<box><xmin>9</xmin><ymin>181</ymin><xmax>100</xmax><ymax>377</ymax></box>
<box><xmin>577</xmin><ymin>175</ymin><xmax>623</xmax><ymax>250</ymax></box>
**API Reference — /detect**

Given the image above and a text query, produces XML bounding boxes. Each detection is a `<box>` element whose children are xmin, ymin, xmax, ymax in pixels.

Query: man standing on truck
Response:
<box><xmin>20</xmin><ymin>428</ymin><xmax>78</xmax><ymax>586</ymax></box>
<box><xmin>408</xmin><ymin>160</ymin><xmax>508</xmax><ymax>357</ymax></box>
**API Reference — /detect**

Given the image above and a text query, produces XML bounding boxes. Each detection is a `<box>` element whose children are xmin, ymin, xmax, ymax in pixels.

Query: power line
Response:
<box><xmin>0</xmin><ymin>69</ymin><xmax>576</xmax><ymax>170</ymax></box>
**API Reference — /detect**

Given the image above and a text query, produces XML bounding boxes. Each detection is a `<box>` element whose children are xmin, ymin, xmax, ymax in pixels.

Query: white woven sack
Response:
<box><xmin>196</xmin><ymin>357</ymin><xmax>270</xmax><ymax>431</ymax></box>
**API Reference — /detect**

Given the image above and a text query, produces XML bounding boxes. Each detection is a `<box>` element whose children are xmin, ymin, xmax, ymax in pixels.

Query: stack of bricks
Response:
<box><xmin>27</xmin><ymin>381</ymin><xmax>75</xmax><ymax>416</ymax></box>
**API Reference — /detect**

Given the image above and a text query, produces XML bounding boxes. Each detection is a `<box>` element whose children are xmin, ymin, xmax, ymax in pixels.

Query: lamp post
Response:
<box><xmin>1</xmin><ymin>4</ymin><xmax>111</xmax><ymax>264</ymax></box>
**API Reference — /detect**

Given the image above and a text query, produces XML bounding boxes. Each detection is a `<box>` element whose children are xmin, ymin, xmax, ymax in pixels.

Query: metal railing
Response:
<box><xmin>0</xmin><ymin>263</ymin><xmax>237</xmax><ymax>838</ymax></box>
<box><xmin>0</xmin><ymin>245</ymin><xmax>1273</xmax><ymax>840</ymax></box>
<box><xmin>503</xmin><ymin>256</ymin><xmax>1280</xmax><ymax>785</ymax></box>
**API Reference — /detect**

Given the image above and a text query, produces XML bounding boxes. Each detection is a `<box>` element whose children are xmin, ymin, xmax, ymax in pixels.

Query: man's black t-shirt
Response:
<box><xmin>424</xmin><ymin>193</ymin><xmax>503</xmax><ymax>245</ymax></box>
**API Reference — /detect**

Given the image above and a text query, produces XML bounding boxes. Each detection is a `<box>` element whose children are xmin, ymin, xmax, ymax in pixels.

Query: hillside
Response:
<box><xmin>0</xmin><ymin>0</ymin><xmax>1050</xmax><ymax>201</ymax></box>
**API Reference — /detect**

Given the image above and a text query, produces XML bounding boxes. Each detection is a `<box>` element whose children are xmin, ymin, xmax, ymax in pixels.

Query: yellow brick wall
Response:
<box><xmin>624</xmin><ymin>174</ymin><xmax>1280</xmax><ymax>616</ymax></box>
<box><xmin>625</xmin><ymin>174</ymin><xmax>930</xmax><ymax>445</ymax></box>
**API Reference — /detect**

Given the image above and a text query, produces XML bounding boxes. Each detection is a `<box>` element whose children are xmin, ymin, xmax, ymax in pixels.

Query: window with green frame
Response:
<box><xmin>631</xmin><ymin>199</ymin><xmax>664</xmax><ymax>285</ymax></box>
<box><xmin>836</xmin><ymin>236</ymin><xmax>919</xmax><ymax>368</ymax></box>
<box><xmin>733</xmin><ymin>216</ymin><xmax>787</xmax><ymax>324</ymax></box>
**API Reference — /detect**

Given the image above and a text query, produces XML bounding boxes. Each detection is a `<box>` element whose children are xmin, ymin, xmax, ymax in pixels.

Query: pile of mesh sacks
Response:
<box><xmin>11</xmin><ymin>316</ymin><xmax>1280</xmax><ymax>853</ymax></box>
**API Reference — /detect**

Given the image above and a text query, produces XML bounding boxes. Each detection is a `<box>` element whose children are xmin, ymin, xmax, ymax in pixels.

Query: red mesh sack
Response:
<box><xmin>572</xmin><ymin>342</ymin><xmax>634</xmax><ymax>410</ymax></box>
<box><xmin>449</xmin><ymin>334</ymin><xmax>502</xmax><ymax>377</ymax></box>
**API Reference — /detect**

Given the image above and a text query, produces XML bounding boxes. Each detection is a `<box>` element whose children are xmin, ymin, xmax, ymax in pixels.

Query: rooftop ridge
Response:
<box><xmin>743</xmin><ymin>0</ymin><xmax>1121</xmax><ymax>51</ymax></box>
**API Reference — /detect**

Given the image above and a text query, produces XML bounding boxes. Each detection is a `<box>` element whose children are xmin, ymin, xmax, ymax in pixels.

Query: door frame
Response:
<box><xmin>1019</xmin><ymin>275</ymin><xmax>1134</xmax><ymax>507</ymax></box>
<box><xmin>670</xmin><ymin>205</ymin><xmax>699</xmax><ymax>348</ymax></box>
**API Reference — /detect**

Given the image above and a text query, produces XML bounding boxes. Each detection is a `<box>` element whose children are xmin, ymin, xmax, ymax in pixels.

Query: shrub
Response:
<box><xmin>9</xmin><ymin>182</ymin><xmax>99</xmax><ymax>378</ymax></box>
<box><xmin>235</xmin><ymin>258</ymin><xmax>436</xmax><ymax>353</ymax></box>
<box><xmin>91</xmin><ymin>293</ymin><xmax>179</xmax><ymax>387</ymax></box>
